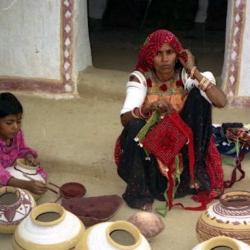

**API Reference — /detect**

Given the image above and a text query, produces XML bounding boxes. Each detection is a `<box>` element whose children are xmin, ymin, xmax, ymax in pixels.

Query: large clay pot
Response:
<box><xmin>12</xmin><ymin>203</ymin><xmax>85</xmax><ymax>250</ymax></box>
<box><xmin>7</xmin><ymin>158</ymin><xmax>46</xmax><ymax>199</ymax></box>
<box><xmin>196</xmin><ymin>191</ymin><xmax>250</xmax><ymax>244</ymax></box>
<box><xmin>192</xmin><ymin>236</ymin><xmax>250</xmax><ymax>250</ymax></box>
<box><xmin>0</xmin><ymin>186</ymin><xmax>36</xmax><ymax>234</ymax></box>
<box><xmin>75</xmin><ymin>220</ymin><xmax>151</xmax><ymax>250</ymax></box>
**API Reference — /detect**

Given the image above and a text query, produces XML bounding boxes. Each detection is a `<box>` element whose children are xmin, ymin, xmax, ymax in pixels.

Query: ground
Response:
<box><xmin>1</xmin><ymin>28</ymin><xmax>250</xmax><ymax>249</ymax></box>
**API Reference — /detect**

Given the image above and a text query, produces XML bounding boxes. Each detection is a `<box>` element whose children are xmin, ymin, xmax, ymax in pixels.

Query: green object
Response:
<box><xmin>155</xmin><ymin>204</ymin><xmax>168</xmax><ymax>217</ymax></box>
<box><xmin>134</xmin><ymin>111</ymin><xmax>161</xmax><ymax>142</ymax></box>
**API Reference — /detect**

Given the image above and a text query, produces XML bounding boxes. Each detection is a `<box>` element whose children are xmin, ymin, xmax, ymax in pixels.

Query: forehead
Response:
<box><xmin>158</xmin><ymin>43</ymin><xmax>174</xmax><ymax>51</ymax></box>
<box><xmin>0</xmin><ymin>114</ymin><xmax>22</xmax><ymax>121</ymax></box>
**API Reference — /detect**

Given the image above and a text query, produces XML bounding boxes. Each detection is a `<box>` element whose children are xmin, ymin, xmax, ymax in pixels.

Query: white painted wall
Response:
<box><xmin>74</xmin><ymin>0</ymin><xmax>92</xmax><ymax>80</ymax></box>
<box><xmin>222</xmin><ymin>0</ymin><xmax>234</xmax><ymax>83</ymax></box>
<box><xmin>0</xmin><ymin>0</ymin><xmax>92</xmax><ymax>94</ymax></box>
<box><xmin>238</xmin><ymin>0</ymin><xmax>250</xmax><ymax>96</ymax></box>
<box><xmin>0</xmin><ymin>0</ymin><xmax>61</xmax><ymax>79</ymax></box>
<box><xmin>222</xmin><ymin>0</ymin><xmax>250</xmax><ymax>98</ymax></box>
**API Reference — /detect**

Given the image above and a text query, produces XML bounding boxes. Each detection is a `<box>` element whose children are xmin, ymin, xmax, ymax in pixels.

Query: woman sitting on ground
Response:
<box><xmin>115</xmin><ymin>29</ymin><xmax>227</xmax><ymax>211</ymax></box>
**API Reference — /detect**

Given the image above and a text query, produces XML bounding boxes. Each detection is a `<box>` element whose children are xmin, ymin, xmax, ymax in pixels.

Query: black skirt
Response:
<box><xmin>117</xmin><ymin>88</ymin><xmax>212</xmax><ymax>208</ymax></box>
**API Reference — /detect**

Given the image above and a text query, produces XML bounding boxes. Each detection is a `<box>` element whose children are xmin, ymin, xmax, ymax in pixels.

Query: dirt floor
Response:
<box><xmin>1</xmin><ymin>28</ymin><xmax>250</xmax><ymax>249</ymax></box>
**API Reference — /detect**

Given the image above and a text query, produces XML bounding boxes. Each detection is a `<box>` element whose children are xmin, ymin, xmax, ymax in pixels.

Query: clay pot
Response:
<box><xmin>0</xmin><ymin>186</ymin><xmax>36</xmax><ymax>234</ymax></box>
<box><xmin>75</xmin><ymin>220</ymin><xmax>151</xmax><ymax>250</ymax></box>
<box><xmin>192</xmin><ymin>236</ymin><xmax>250</xmax><ymax>250</ymax></box>
<box><xmin>128</xmin><ymin>211</ymin><xmax>165</xmax><ymax>239</ymax></box>
<box><xmin>196</xmin><ymin>191</ymin><xmax>250</xmax><ymax>244</ymax></box>
<box><xmin>7</xmin><ymin>158</ymin><xmax>46</xmax><ymax>200</ymax></box>
<box><xmin>61</xmin><ymin>194</ymin><xmax>122</xmax><ymax>226</ymax></box>
<box><xmin>12</xmin><ymin>203</ymin><xmax>85</xmax><ymax>250</ymax></box>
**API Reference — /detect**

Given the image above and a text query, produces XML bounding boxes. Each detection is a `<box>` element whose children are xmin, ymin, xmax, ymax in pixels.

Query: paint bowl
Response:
<box><xmin>48</xmin><ymin>182</ymin><xmax>87</xmax><ymax>200</ymax></box>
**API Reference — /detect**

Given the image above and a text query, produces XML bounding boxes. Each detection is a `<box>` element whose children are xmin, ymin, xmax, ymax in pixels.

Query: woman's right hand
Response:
<box><xmin>141</xmin><ymin>101</ymin><xmax>155</xmax><ymax>114</ymax></box>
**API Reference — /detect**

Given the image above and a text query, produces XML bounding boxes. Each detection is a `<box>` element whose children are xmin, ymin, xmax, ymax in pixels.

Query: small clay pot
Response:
<box><xmin>0</xmin><ymin>186</ymin><xmax>36</xmax><ymax>234</ymax></box>
<box><xmin>128</xmin><ymin>211</ymin><xmax>165</xmax><ymax>239</ymax></box>
<box><xmin>7</xmin><ymin>158</ymin><xmax>46</xmax><ymax>200</ymax></box>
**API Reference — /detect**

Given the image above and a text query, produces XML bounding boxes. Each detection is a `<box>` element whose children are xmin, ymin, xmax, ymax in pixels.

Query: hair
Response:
<box><xmin>0</xmin><ymin>92</ymin><xmax>23</xmax><ymax>118</ymax></box>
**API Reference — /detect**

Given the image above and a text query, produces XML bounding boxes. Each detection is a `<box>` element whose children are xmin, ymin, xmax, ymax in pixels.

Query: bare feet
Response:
<box><xmin>141</xmin><ymin>203</ymin><xmax>153</xmax><ymax>211</ymax></box>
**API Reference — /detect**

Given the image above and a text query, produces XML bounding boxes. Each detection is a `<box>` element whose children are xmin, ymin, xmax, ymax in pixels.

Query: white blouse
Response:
<box><xmin>120</xmin><ymin>69</ymin><xmax>216</xmax><ymax>115</ymax></box>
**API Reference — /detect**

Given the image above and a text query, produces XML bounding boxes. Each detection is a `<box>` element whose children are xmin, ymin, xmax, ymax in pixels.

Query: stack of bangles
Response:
<box><xmin>131</xmin><ymin>107</ymin><xmax>151</xmax><ymax>119</ymax></box>
<box><xmin>198</xmin><ymin>77</ymin><xmax>214</xmax><ymax>91</ymax></box>
<box><xmin>190</xmin><ymin>66</ymin><xmax>214</xmax><ymax>91</ymax></box>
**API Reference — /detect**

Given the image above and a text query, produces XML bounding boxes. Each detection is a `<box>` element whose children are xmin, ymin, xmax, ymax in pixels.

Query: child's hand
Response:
<box><xmin>25</xmin><ymin>154</ymin><xmax>40</xmax><ymax>166</ymax></box>
<box><xmin>26</xmin><ymin>180</ymin><xmax>47</xmax><ymax>195</ymax></box>
<box><xmin>8</xmin><ymin>177</ymin><xmax>47</xmax><ymax>195</ymax></box>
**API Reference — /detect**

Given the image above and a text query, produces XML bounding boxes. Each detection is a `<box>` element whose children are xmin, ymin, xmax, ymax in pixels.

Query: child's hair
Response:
<box><xmin>0</xmin><ymin>92</ymin><xmax>23</xmax><ymax>118</ymax></box>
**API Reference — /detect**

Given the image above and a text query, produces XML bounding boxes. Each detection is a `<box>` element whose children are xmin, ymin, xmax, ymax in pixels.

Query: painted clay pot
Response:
<box><xmin>12</xmin><ymin>203</ymin><xmax>85</xmax><ymax>250</ymax></box>
<box><xmin>0</xmin><ymin>186</ymin><xmax>36</xmax><ymax>234</ymax></box>
<box><xmin>75</xmin><ymin>220</ymin><xmax>151</xmax><ymax>250</ymax></box>
<box><xmin>7</xmin><ymin>158</ymin><xmax>46</xmax><ymax>199</ymax></box>
<box><xmin>196</xmin><ymin>191</ymin><xmax>250</xmax><ymax>244</ymax></box>
<box><xmin>192</xmin><ymin>236</ymin><xmax>250</xmax><ymax>250</ymax></box>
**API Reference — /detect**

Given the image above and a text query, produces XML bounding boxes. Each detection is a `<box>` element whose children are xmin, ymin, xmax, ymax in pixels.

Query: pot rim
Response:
<box><xmin>204</xmin><ymin>236</ymin><xmax>241</xmax><ymax>250</ymax></box>
<box><xmin>15</xmin><ymin>158</ymin><xmax>38</xmax><ymax>174</ymax></box>
<box><xmin>31</xmin><ymin>203</ymin><xmax>65</xmax><ymax>226</ymax></box>
<box><xmin>0</xmin><ymin>186</ymin><xmax>21</xmax><ymax>210</ymax></box>
<box><xmin>220</xmin><ymin>190</ymin><xmax>250</xmax><ymax>208</ymax></box>
<box><xmin>106</xmin><ymin>220</ymin><xmax>142</xmax><ymax>249</ymax></box>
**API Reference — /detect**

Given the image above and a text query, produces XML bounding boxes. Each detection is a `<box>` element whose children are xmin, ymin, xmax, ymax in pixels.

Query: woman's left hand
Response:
<box><xmin>178</xmin><ymin>49</ymin><xmax>195</xmax><ymax>72</ymax></box>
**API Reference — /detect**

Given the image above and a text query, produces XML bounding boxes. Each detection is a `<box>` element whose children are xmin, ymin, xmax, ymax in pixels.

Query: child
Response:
<box><xmin>0</xmin><ymin>92</ymin><xmax>47</xmax><ymax>195</ymax></box>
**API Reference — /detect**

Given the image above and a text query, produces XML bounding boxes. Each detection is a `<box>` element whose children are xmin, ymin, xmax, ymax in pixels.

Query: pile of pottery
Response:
<box><xmin>196</xmin><ymin>190</ymin><xmax>250</xmax><ymax>244</ymax></box>
<box><xmin>0</xmin><ymin>158</ymin><xmax>156</xmax><ymax>249</ymax></box>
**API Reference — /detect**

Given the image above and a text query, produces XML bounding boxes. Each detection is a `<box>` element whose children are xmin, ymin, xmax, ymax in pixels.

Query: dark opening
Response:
<box><xmin>35</xmin><ymin>212</ymin><xmax>61</xmax><ymax>222</ymax></box>
<box><xmin>110</xmin><ymin>229</ymin><xmax>136</xmax><ymax>246</ymax></box>
<box><xmin>0</xmin><ymin>192</ymin><xmax>18</xmax><ymax>205</ymax></box>
<box><xmin>88</xmin><ymin>0</ymin><xmax>227</xmax><ymax>81</ymax></box>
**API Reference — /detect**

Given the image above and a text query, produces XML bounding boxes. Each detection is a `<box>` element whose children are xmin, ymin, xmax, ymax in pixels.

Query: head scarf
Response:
<box><xmin>136</xmin><ymin>29</ymin><xmax>184</xmax><ymax>72</ymax></box>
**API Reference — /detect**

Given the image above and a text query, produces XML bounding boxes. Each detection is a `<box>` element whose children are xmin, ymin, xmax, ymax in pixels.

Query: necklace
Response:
<box><xmin>152</xmin><ymin>71</ymin><xmax>176</xmax><ymax>85</ymax></box>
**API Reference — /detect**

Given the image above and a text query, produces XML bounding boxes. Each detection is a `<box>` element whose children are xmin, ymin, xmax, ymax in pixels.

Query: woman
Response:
<box><xmin>115</xmin><ymin>29</ymin><xmax>226</xmax><ymax>211</ymax></box>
